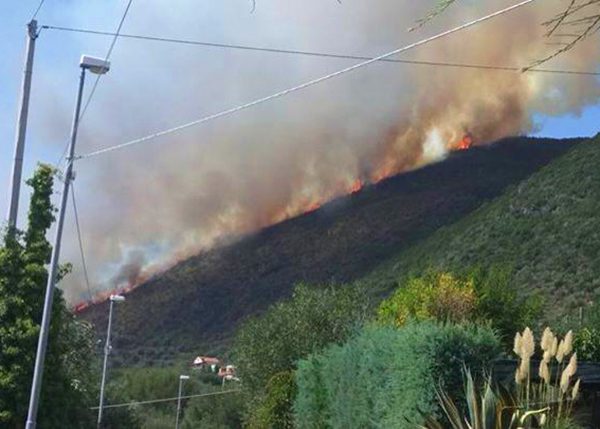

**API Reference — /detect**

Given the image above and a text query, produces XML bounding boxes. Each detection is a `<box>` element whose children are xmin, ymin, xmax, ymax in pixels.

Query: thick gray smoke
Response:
<box><xmin>36</xmin><ymin>0</ymin><xmax>599</xmax><ymax>303</ymax></box>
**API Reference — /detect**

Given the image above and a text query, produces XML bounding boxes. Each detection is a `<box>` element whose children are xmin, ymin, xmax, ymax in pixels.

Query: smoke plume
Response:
<box><xmin>37</xmin><ymin>0</ymin><xmax>599</xmax><ymax>303</ymax></box>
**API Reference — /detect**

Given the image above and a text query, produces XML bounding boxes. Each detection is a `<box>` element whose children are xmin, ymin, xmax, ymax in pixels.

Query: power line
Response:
<box><xmin>70</xmin><ymin>183</ymin><xmax>93</xmax><ymax>301</ymax></box>
<box><xmin>42</xmin><ymin>25</ymin><xmax>600</xmax><ymax>77</ymax></box>
<box><xmin>89</xmin><ymin>389</ymin><xmax>241</xmax><ymax>410</ymax></box>
<box><xmin>76</xmin><ymin>0</ymin><xmax>541</xmax><ymax>160</ymax></box>
<box><xmin>31</xmin><ymin>0</ymin><xmax>46</xmax><ymax>20</ymax></box>
<box><xmin>79</xmin><ymin>0</ymin><xmax>134</xmax><ymax>120</ymax></box>
<box><xmin>55</xmin><ymin>0</ymin><xmax>134</xmax><ymax>167</ymax></box>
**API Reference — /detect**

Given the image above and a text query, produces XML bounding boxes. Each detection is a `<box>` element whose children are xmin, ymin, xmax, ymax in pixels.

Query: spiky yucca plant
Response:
<box><xmin>420</xmin><ymin>328</ymin><xmax>582</xmax><ymax>429</ymax></box>
<box><xmin>417</xmin><ymin>370</ymin><xmax>548</xmax><ymax>429</ymax></box>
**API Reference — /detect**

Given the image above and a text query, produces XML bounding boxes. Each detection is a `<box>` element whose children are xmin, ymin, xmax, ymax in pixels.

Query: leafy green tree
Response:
<box><xmin>0</xmin><ymin>164</ymin><xmax>96</xmax><ymax>428</ymax></box>
<box><xmin>377</xmin><ymin>268</ymin><xmax>541</xmax><ymax>347</ymax></box>
<box><xmin>377</xmin><ymin>272</ymin><xmax>477</xmax><ymax>326</ymax></box>
<box><xmin>246</xmin><ymin>371</ymin><xmax>295</xmax><ymax>429</ymax></box>
<box><xmin>233</xmin><ymin>283</ymin><xmax>370</xmax><ymax>427</ymax></box>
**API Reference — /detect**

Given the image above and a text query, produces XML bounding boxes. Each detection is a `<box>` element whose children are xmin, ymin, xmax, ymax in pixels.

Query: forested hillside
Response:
<box><xmin>80</xmin><ymin>137</ymin><xmax>580</xmax><ymax>365</ymax></box>
<box><xmin>367</xmin><ymin>134</ymin><xmax>600</xmax><ymax>317</ymax></box>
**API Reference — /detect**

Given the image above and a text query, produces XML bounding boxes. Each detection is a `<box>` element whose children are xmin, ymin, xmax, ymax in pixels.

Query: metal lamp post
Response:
<box><xmin>175</xmin><ymin>375</ymin><xmax>190</xmax><ymax>429</ymax></box>
<box><xmin>97</xmin><ymin>294</ymin><xmax>125</xmax><ymax>428</ymax></box>
<box><xmin>25</xmin><ymin>55</ymin><xmax>110</xmax><ymax>429</ymax></box>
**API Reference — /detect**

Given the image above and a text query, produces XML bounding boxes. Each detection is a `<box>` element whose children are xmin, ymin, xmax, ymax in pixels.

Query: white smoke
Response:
<box><xmin>31</xmin><ymin>0</ymin><xmax>599</xmax><ymax>302</ymax></box>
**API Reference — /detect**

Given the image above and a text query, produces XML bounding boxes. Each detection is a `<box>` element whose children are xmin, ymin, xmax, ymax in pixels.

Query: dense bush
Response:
<box><xmin>233</xmin><ymin>283</ymin><xmax>370</xmax><ymax>426</ymax></box>
<box><xmin>377</xmin><ymin>272</ymin><xmax>476</xmax><ymax>325</ymax></box>
<box><xmin>377</xmin><ymin>268</ymin><xmax>541</xmax><ymax>345</ymax></box>
<box><xmin>246</xmin><ymin>371</ymin><xmax>296</xmax><ymax>429</ymax></box>
<box><xmin>233</xmin><ymin>283</ymin><xmax>370</xmax><ymax>393</ymax></box>
<box><xmin>294</xmin><ymin>322</ymin><xmax>501</xmax><ymax>429</ymax></box>
<box><xmin>181</xmin><ymin>387</ymin><xmax>243</xmax><ymax>429</ymax></box>
<box><xmin>574</xmin><ymin>301</ymin><xmax>600</xmax><ymax>361</ymax></box>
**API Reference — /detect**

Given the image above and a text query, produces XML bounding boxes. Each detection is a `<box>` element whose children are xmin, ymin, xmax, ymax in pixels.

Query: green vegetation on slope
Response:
<box><xmin>365</xmin><ymin>135</ymin><xmax>600</xmax><ymax>317</ymax></box>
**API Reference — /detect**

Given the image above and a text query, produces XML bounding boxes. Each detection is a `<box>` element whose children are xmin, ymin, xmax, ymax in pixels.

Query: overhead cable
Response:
<box><xmin>79</xmin><ymin>0</ymin><xmax>134</xmax><ymax>121</ymax></box>
<box><xmin>31</xmin><ymin>0</ymin><xmax>46</xmax><ymax>20</ymax></box>
<box><xmin>42</xmin><ymin>24</ymin><xmax>600</xmax><ymax>77</ymax></box>
<box><xmin>89</xmin><ymin>389</ymin><xmax>241</xmax><ymax>410</ymax></box>
<box><xmin>56</xmin><ymin>0</ymin><xmax>134</xmax><ymax>167</ymax></box>
<box><xmin>77</xmin><ymin>0</ymin><xmax>540</xmax><ymax>160</ymax></box>
<box><xmin>70</xmin><ymin>184</ymin><xmax>93</xmax><ymax>301</ymax></box>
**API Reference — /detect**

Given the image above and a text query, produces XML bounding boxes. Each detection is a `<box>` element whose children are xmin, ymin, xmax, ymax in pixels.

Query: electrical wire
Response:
<box><xmin>89</xmin><ymin>389</ymin><xmax>241</xmax><ymax>410</ymax></box>
<box><xmin>31</xmin><ymin>0</ymin><xmax>46</xmax><ymax>20</ymax></box>
<box><xmin>76</xmin><ymin>0</ymin><xmax>541</xmax><ymax>160</ymax></box>
<box><xmin>70</xmin><ymin>183</ymin><xmax>94</xmax><ymax>301</ymax></box>
<box><xmin>79</xmin><ymin>0</ymin><xmax>134</xmax><ymax>120</ymax></box>
<box><xmin>42</xmin><ymin>24</ymin><xmax>600</xmax><ymax>77</ymax></box>
<box><xmin>55</xmin><ymin>0</ymin><xmax>134</xmax><ymax>167</ymax></box>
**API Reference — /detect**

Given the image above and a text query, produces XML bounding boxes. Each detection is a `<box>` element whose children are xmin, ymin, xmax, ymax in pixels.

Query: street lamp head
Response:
<box><xmin>109</xmin><ymin>294</ymin><xmax>125</xmax><ymax>303</ymax></box>
<box><xmin>80</xmin><ymin>55</ymin><xmax>110</xmax><ymax>75</ymax></box>
<box><xmin>179</xmin><ymin>375</ymin><xmax>190</xmax><ymax>380</ymax></box>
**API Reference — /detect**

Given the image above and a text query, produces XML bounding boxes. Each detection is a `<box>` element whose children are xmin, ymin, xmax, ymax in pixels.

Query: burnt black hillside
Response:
<box><xmin>80</xmin><ymin>137</ymin><xmax>580</xmax><ymax>365</ymax></box>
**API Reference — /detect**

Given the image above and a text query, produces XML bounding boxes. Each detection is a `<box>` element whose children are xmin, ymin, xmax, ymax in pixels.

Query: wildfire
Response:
<box><xmin>456</xmin><ymin>133</ymin><xmax>474</xmax><ymax>150</ymax></box>
<box><xmin>71</xmin><ymin>129</ymin><xmax>473</xmax><ymax>315</ymax></box>
<box><xmin>306</xmin><ymin>201</ymin><xmax>322</xmax><ymax>213</ymax></box>
<box><xmin>348</xmin><ymin>179</ymin><xmax>363</xmax><ymax>194</ymax></box>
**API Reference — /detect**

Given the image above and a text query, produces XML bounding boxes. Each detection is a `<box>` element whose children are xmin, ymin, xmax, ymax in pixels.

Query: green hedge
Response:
<box><xmin>294</xmin><ymin>322</ymin><xmax>501</xmax><ymax>429</ymax></box>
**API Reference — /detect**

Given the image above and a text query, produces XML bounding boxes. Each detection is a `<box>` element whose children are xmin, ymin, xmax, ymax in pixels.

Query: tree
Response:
<box><xmin>0</xmin><ymin>164</ymin><xmax>96</xmax><ymax>428</ymax></box>
<box><xmin>377</xmin><ymin>268</ymin><xmax>542</xmax><ymax>347</ymax></box>
<box><xmin>232</xmin><ymin>283</ymin><xmax>370</xmax><ymax>426</ymax></box>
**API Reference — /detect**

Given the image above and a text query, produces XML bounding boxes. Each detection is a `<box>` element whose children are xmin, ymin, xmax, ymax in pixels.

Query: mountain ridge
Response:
<box><xmin>79</xmin><ymin>136</ymin><xmax>581</xmax><ymax>365</ymax></box>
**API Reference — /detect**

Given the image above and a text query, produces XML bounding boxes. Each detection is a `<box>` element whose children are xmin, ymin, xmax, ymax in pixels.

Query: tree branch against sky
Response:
<box><xmin>420</xmin><ymin>0</ymin><xmax>600</xmax><ymax>68</ymax></box>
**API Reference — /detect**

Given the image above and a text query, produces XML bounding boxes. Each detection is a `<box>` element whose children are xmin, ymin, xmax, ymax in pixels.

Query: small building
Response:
<box><xmin>192</xmin><ymin>356</ymin><xmax>221</xmax><ymax>372</ymax></box>
<box><xmin>219</xmin><ymin>365</ymin><xmax>240</xmax><ymax>384</ymax></box>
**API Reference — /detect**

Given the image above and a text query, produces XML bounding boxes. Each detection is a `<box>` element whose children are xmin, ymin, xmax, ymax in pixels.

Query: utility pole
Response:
<box><xmin>6</xmin><ymin>20</ymin><xmax>38</xmax><ymax>230</ymax></box>
<box><xmin>25</xmin><ymin>55</ymin><xmax>110</xmax><ymax>429</ymax></box>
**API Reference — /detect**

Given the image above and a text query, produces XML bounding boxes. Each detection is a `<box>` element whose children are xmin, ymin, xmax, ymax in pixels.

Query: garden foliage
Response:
<box><xmin>294</xmin><ymin>322</ymin><xmax>501</xmax><ymax>429</ymax></box>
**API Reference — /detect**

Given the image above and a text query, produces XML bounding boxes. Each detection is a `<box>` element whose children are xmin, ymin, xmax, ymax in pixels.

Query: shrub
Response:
<box><xmin>246</xmin><ymin>371</ymin><xmax>296</xmax><ymax>429</ymax></box>
<box><xmin>181</xmin><ymin>387</ymin><xmax>243</xmax><ymax>429</ymax></box>
<box><xmin>421</xmin><ymin>327</ymin><xmax>583</xmax><ymax>429</ymax></box>
<box><xmin>233</xmin><ymin>283</ymin><xmax>369</xmax><ymax>394</ymax></box>
<box><xmin>377</xmin><ymin>272</ymin><xmax>476</xmax><ymax>326</ymax></box>
<box><xmin>294</xmin><ymin>322</ymin><xmax>501</xmax><ymax>429</ymax></box>
<box><xmin>377</xmin><ymin>268</ymin><xmax>542</xmax><ymax>346</ymax></box>
<box><xmin>233</xmin><ymin>283</ymin><xmax>370</xmax><ymax>426</ymax></box>
<box><xmin>574</xmin><ymin>301</ymin><xmax>600</xmax><ymax>361</ymax></box>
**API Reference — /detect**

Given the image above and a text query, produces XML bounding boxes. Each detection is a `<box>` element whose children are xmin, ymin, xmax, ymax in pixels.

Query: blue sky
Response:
<box><xmin>1</xmin><ymin>1</ymin><xmax>599</xmax><ymax>300</ymax></box>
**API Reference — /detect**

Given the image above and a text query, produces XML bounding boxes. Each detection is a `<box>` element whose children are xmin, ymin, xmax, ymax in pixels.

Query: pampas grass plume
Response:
<box><xmin>566</xmin><ymin>353</ymin><xmax>577</xmax><ymax>377</ymax></box>
<box><xmin>514</xmin><ymin>332</ymin><xmax>523</xmax><ymax>357</ymax></box>
<box><xmin>522</xmin><ymin>327</ymin><xmax>535</xmax><ymax>358</ymax></box>
<box><xmin>563</xmin><ymin>330</ymin><xmax>574</xmax><ymax>356</ymax></box>
<box><xmin>541</xmin><ymin>327</ymin><xmax>554</xmax><ymax>351</ymax></box>
<box><xmin>572</xmin><ymin>378</ymin><xmax>581</xmax><ymax>400</ymax></box>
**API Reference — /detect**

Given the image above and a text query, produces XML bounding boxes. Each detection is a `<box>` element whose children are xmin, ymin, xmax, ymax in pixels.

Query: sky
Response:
<box><xmin>1</xmin><ymin>1</ymin><xmax>599</xmax><ymax>301</ymax></box>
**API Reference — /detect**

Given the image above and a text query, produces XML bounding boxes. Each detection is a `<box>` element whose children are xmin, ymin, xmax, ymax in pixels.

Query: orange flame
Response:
<box><xmin>456</xmin><ymin>133</ymin><xmax>474</xmax><ymax>150</ymax></box>
<box><xmin>72</xmin><ymin>127</ymin><xmax>479</xmax><ymax>314</ymax></box>
<box><xmin>348</xmin><ymin>179</ymin><xmax>363</xmax><ymax>194</ymax></box>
